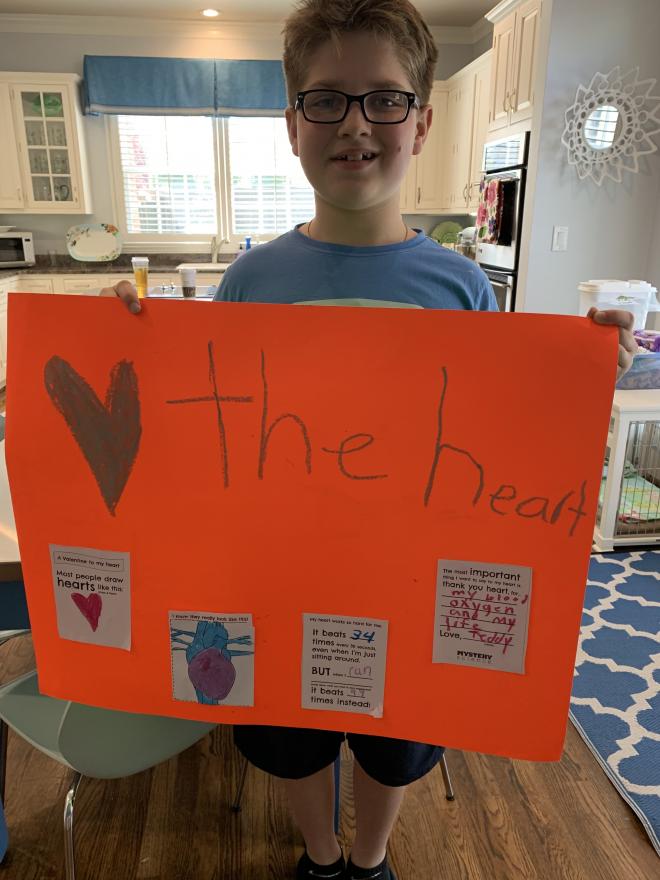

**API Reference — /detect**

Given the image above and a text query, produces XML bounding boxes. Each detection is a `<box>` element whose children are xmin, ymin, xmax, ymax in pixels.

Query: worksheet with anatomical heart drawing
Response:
<box><xmin>169</xmin><ymin>612</ymin><xmax>254</xmax><ymax>706</ymax></box>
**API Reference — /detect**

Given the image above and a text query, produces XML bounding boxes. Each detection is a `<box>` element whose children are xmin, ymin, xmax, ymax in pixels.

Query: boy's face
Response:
<box><xmin>285</xmin><ymin>31</ymin><xmax>431</xmax><ymax>215</ymax></box>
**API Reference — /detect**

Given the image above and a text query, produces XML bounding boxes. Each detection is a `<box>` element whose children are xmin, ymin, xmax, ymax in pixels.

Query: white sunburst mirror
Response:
<box><xmin>561</xmin><ymin>66</ymin><xmax>660</xmax><ymax>186</ymax></box>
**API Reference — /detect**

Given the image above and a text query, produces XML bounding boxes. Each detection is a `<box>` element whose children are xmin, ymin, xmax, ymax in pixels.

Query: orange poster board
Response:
<box><xmin>6</xmin><ymin>294</ymin><xmax>617</xmax><ymax>760</ymax></box>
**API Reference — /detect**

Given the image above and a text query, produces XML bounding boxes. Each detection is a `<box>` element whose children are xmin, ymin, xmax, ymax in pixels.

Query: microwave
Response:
<box><xmin>0</xmin><ymin>230</ymin><xmax>36</xmax><ymax>268</ymax></box>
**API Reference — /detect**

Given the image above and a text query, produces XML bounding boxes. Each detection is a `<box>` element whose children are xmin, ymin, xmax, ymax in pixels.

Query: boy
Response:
<box><xmin>107</xmin><ymin>3</ymin><xmax>636</xmax><ymax>878</ymax></box>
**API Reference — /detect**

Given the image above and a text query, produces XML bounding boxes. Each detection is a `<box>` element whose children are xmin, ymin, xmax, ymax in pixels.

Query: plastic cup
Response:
<box><xmin>179</xmin><ymin>267</ymin><xmax>197</xmax><ymax>298</ymax></box>
<box><xmin>131</xmin><ymin>256</ymin><xmax>149</xmax><ymax>299</ymax></box>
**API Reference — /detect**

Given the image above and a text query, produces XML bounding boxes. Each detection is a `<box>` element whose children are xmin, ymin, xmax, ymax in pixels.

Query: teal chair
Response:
<box><xmin>0</xmin><ymin>662</ymin><xmax>216</xmax><ymax>880</ymax></box>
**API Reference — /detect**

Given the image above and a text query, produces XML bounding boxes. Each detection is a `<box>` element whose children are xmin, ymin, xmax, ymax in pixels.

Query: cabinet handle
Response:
<box><xmin>417</xmin><ymin>186</ymin><xmax>421</xmax><ymax>204</ymax></box>
<box><xmin>468</xmin><ymin>183</ymin><xmax>474</xmax><ymax>202</ymax></box>
<box><xmin>510</xmin><ymin>89</ymin><xmax>517</xmax><ymax>112</ymax></box>
<box><xmin>503</xmin><ymin>92</ymin><xmax>510</xmax><ymax>112</ymax></box>
<box><xmin>16</xmin><ymin>187</ymin><xmax>22</xmax><ymax>201</ymax></box>
<box><xmin>462</xmin><ymin>184</ymin><xmax>468</xmax><ymax>202</ymax></box>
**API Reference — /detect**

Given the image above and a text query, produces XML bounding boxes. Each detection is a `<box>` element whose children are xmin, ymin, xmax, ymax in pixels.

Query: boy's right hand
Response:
<box><xmin>99</xmin><ymin>280</ymin><xmax>141</xmax><ymax>314</ymax></box>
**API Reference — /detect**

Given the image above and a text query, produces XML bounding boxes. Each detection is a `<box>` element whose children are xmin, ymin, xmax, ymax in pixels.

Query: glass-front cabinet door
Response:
<box><xmin>16</xmin><ymin>87</ymin><xmax>75</xmax><ymax>207</ymax></box>
<box><xmin>8</xmin><ymin>77</ymin><xmax>91</xmax><ymax>214</ymax></box>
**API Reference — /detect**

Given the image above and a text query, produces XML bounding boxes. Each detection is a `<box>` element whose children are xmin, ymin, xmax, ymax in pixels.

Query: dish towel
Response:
<box><xmin>476</xmin><ymin>178</ymin><xmax>504</xmax><ymax>243</ymax></box>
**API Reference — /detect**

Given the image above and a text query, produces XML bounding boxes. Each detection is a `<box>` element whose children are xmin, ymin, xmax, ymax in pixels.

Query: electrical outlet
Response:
<box><xmin>552</xmin><ymin>226</ymin><xmax>569</xmax><ymax>252</ymax></box>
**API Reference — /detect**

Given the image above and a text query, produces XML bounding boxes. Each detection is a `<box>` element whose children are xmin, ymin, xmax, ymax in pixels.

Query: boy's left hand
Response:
<box><xmin>587</xmin><ymin>307</ymin><xmax>638</xmax><ymax>380</ymax></box>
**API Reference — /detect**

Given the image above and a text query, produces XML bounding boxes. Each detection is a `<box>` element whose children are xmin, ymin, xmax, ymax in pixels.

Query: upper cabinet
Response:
<box><xmin>400</xmin><ymin>84</ymin><xmax>448</xmax><ymax>214</ymax></box>
<box><xmin>488</xmin><ymin>0</ymin><xmax>542</xmax><ymax>133</ymax></box>
<box><xmin>0</xmin><ymin>73</ymin><xmax>93</xmax><ymax>214</ymax></box>
<box><xmin>468</xmin><ymin>58</ymin><xmax>492</xmax><ymax>211</ymax></box>
<box><xmin>442</xmin><ymin>52</ymin><xmax>492</xmax><ymax>214</ymax></box>
<box><xmin>0</xmin><ymin>87</ymin><xmax>24</xmax><ymax>212</ymax></box>
<box><xmin>401</xmin><ymin>55</ymin><xmax>491</xmax><ymax>216</ymax></box>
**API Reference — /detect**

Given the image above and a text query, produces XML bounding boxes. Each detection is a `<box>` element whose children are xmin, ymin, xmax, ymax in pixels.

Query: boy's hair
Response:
<box><xmin>282</xmin><ymin>0</ymin><xmax>438</xmax><ymax>107</ymax></box>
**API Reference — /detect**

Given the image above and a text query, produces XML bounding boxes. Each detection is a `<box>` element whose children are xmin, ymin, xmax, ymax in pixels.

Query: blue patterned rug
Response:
<box><xmin>571</xmin><ymin>550</ymin><xmax>660</xmax><ymax>857</ymax></box>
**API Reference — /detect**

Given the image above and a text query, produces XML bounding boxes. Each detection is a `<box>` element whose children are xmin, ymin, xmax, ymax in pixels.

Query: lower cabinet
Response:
<box><xmin>14</xmin><ymin>276</ymin><xmax>54</xmax><ymax>293</ymax></box>
<box><xmin>0</xmin><ymin>285</ymin><xmax>9</xmax><ymax>387</ymax></box>
<box><xmin>60</xmin><ymin>276</ymin><xmax>106</xmax><ymax>295</ymax></box>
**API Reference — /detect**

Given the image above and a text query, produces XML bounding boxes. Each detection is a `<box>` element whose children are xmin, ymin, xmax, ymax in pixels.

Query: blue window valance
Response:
<box><xmin>83</xmin><ymin>56</ymin><xmax>288</xmax><ymax>117</ymax></box>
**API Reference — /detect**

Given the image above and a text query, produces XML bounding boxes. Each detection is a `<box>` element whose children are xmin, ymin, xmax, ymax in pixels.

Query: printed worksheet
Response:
<box><xmin>50</xmin><ymin>544</ymin><xmax>131</xmax><ymax>649</ymax></box>
<box><xmin>301</xmin><ymin>614</ymin><xmax>388</xmax><ymax>717</ymax></box>
<box><xmin>169</xmin><ymin>611</ymin><xmax>255</xmax><ymax>706</ymax></box>
<box><xmin>432</xmin><ymin>560</ymin><xmax>532</xmax><ymax>674</ymax></box>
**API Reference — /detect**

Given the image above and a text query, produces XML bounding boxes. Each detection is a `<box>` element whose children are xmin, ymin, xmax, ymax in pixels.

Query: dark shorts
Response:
<box><xmin>233</xmin><ymin>724</ymin><xmax>444</xmax><ymax>787</ymax></box>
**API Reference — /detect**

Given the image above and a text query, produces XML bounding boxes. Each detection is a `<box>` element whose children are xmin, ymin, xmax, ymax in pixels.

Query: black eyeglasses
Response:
<box><xmin>295</xmin><ymin>89</ymin><xmax>419</xmax><ymax>124</ymax></box>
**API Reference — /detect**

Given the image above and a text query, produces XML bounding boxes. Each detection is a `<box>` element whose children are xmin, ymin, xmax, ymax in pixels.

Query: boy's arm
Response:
<box><xmin>588</xmin><ymin>307</ymin><xmax>637</xmax><ymax>380</ymax></box>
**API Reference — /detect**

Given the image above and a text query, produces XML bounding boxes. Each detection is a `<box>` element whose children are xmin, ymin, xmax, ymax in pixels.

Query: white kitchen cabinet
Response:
<box><xmin>0</xmin><ymin>86</ymin><xmax>25</xmax><ymax>212</ymax></box>
<box><xmin>0</xmin><ymin>72</ymin><xmax>93</xmax><ymax>214</ymax></box>
<box><xmin>0</xmin><ymin>279</ymin><xmax>16</xmax><ymax>389</ymax></box>
<box><xmin>13</xmin><ymin>276</ymin><xmax>54</xmax><ymax>293</ymax></box>
<box><xmin>399</xmin><ymin>156</ymin><xmax>418</xmax><ymax>213</ymax></box>
<box><xmin>60</xmin><ymin>276</ymin><xmax>108</xmax><ymax>295</ymax></box>
<box><xmin>416</xmin><ymin>85</ymin><xmax>448</xmax><ymax>211</ymax></box>
<box><xmin>508</xmin><ymin>0</ymin><xmax>542</xmax><ymax>127</ymax></box>
<box><xmin>488</xmin><ymin>0</ymin><xmax>542</xmax><ymax>133</ymax></box>
<box><xmin>400</xmin><ymin>85</ymin><xmax>448</xmax><ymax>214</ymax></box>
<box><xmin>443</xmin><ymin>75</ymin><xmax>474</xmax><ymax>213</ymax></box>
<box><xmin>0</xmin><ymin>289</ymin><xmax>7</xmax><ymax>389</ymax></box>
<box><xmin>439</xmin><ymin>52</ymin><xmax>492</xmax><ymax>214</ymax></box>
<box><xmin>468</xmin><ymin>57</ymin><xmax>492</xmax><ymax>211</ymax></box>
<box><xmin>106</xmin><ymin>274</ymin><xmax>134</xmax><ymax>288</ymax></box>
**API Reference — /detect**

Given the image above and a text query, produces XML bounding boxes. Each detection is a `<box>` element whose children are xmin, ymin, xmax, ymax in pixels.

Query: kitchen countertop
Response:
<box><xmin>0</xmin><ymin>253</ymin><xmax>232</xmax><ymax>281</ymax></box>
<box><xmin>0</xmin><ymin>267</ymin><xmax>187</xmax><ymax>281</ymax></box>
<box><xmin>0</xmin><ymin>265</ymin><xmax>230</xmax><ymax>281</ymax></box>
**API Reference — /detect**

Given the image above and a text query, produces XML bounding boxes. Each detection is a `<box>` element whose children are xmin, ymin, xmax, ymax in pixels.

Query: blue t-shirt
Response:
<box><xmin>215</xmin><ymin>225</ymin><xmax>498</xmax><ymax>311</ymax></box>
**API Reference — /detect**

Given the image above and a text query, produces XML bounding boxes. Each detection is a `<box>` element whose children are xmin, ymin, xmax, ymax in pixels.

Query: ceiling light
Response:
<box><xmin>201</xmin><ymin>8</ymin><xmax>220</xmax><ymax>16</ymax></box>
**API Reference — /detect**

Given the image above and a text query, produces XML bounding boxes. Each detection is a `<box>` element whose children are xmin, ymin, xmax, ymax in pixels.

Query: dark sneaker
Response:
<box><xmin>296</xmin><ymin>849</ymin><xmax>346</xmax><ymax>880</ymax></box>
<box><xmin>346</xmin><ymin>855</ymin><xmax>397</xmax><ymax>880</ymax></box>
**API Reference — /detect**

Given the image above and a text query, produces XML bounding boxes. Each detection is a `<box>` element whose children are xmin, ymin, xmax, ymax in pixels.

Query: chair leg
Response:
<box><xmin>0</xmin><ymin>720</ymin><xmax>7</xmax><ymax>806</ymax></box>
<box><xmin>63</xmin><ymin>772</ymin><xmax>82</xmax><ymax>880</ymax></box>
<box><xmin>440</xmin><ymin>752</ymin><xmax>455</xmax><ymax>801</ymax></box>
<box><xmin>231</xmin><ymin>756</ymin><xmax>249</xmax><ymax>813</ymax></box>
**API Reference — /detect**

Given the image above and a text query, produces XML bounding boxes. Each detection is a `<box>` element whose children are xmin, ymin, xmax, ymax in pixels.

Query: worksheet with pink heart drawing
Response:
<box><xmin>50</xmin><ymin>544</ymin><xmax>131</xmax><ymax>649</ymax></box>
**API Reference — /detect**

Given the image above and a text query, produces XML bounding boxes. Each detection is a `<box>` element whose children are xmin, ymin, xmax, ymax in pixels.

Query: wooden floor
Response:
<box><xmin>0</xmin><ymin>635</ymin><xmax>657</xmax><ymax>879</ymax></box>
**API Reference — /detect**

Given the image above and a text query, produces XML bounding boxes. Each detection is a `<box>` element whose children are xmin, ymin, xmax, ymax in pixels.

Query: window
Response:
<box><xmin>117</xmin><ymin>116</ymin><xmax>216</xmax><ymax>235</ymax></box>
<box><xmin>227</xmin><ymin>117</ymin><xmax>314</xmax><ymax>236</ymax></box>
<box><xmin>112</xmin><ymin>115</ymin><xmax>315</xmax><ymax>244</ymax></box>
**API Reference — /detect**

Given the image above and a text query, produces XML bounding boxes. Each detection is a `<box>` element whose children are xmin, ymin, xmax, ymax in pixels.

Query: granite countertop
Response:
<box><xmin>0</xmin><ymin>254</ymin><xmax>232</xmax><ymax>281</ymax></box>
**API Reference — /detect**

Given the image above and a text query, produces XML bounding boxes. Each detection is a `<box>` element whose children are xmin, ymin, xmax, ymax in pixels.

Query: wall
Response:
<box><xmin>434</xmin><ymin>44</ymin><xmax>475</xmax><ymax>80</ymax></box>
<box><xmin>0</xmin><ymin>22</ymin><xmax>486</xmax><ymax>253</ymax></box>
<box><xmin>518</xmin><ymin>0</ymin><xmax>660</xmax><ymax>320</ymax></box>
<box><xmin>646</xmin><ymin>175</ymin><xmax>660</xmax><ymax>330</ymax></box>
<box><xmin>472</xmin><ymin>29</ymin><xmax>493</xmax><ymax>60</ymax></box>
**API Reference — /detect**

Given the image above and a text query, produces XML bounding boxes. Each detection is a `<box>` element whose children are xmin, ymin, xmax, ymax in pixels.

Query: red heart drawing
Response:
<box><xmin>71</xmin><ymin>592</ymin><xmax>103</xmax><ymax>632</ymax></box>
<box><xmin>44</xmin><ymin>357</ymin><xmax>142</xmax><ymax>516</ymax></box>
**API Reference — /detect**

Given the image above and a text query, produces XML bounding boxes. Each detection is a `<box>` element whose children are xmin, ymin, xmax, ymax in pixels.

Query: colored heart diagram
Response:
<box><xmin>71</xmin><ymin>592</ymin><xmax>103</xmax><ymax>631</ymax></box>
<box><xmin>44</xmin><ymin>356</ymin><xmax>142</xmax><ymax>515</ymax></box>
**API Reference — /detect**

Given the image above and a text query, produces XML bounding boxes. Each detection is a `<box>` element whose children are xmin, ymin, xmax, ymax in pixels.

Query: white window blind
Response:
<box><xmin>117</xmin><ymin>116</ymin><xmax>217</xmax><ymax>235</ymax></box>
<box><xmin>115</xmin><ymin>115</ymin><xmax>314</xmax><ymax>239</ymax></box>
<box><xmin>227</xmin><ymin>117</ymin><xmax>315</xmax><ymax>236</ymax></box>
